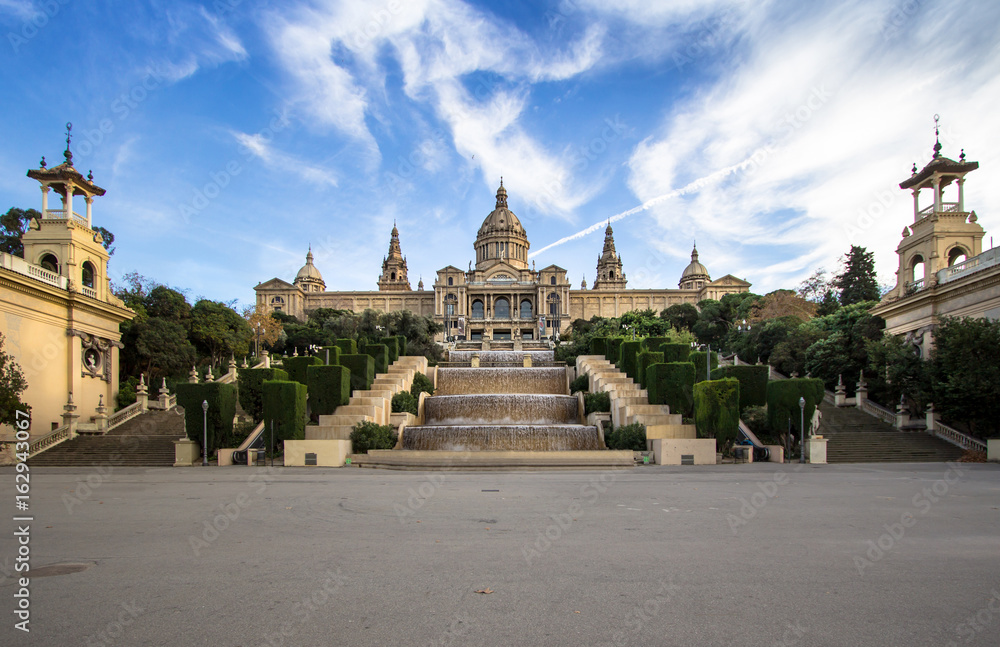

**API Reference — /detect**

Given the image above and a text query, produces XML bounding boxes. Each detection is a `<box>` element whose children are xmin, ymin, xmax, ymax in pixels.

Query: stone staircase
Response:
<box><xmin>306</xmin><ymin>355</ymin><xmax>429</xmax><ymax>441</ymax></box>
<box><xmin>28</xmin><ymin>409</ymin><xmax>183</xmax><ymax>467</ymax></box>
<box><xmin>819</xmin><ymin>402</ymin><xmax>964</xmax><ymax>463</ymax></box>
<box><xmin>575</xmin><ymin>355</ymin><xmax>695</xmax><ymax>440</ymax></box>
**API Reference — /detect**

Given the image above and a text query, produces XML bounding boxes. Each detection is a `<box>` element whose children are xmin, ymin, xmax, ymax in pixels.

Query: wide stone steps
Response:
<box><xmin>29</xmin><ymin>409</ymin><xmax>183</xmax><ymax>467</ymax></box>
<box><xmin>819</xmin><ymin>402</ymin><xmax>964</xmax><ymax>463</ymax></box>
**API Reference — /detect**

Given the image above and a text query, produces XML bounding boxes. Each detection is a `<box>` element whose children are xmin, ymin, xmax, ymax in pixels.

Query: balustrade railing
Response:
<box><xmin>108</xmin><ymin>401</ymin><xmax>144</xmax><ymax>429</ymax></box>
<box><xmin>932</xmin><ymin>420</ymin><xmax>987</xmax><ymax>452</ymax></box>
<box><xmin>28</xmin><ymin>426</ymin><xmax>70</xmax><ymax>457</ymax></box>
<box><xmin>860</xmin><ymin>398</ymin><xmax>896</xmax><ymax>425</ymax></box>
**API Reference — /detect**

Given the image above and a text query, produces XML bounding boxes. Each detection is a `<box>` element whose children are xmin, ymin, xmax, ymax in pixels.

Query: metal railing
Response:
<box><xmin>860</xmin><ymin>398</ymin><xmax>896</xmax><ymax>425</ymax></box>
<box><xmin>28</xmin><ymin>426</ymin><xmax>70</xmax><ymax>457</ymax></box>
<box><xmin>932</xmin><ymin>420</ymin><xmax>987</xmax><ymax>452</ymax></box>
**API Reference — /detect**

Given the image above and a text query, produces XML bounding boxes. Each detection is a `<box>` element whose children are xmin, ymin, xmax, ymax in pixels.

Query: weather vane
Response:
<box><xmin>64</xmin><ymin>121</ymin><xmax>74</xmax><ymax>165</ymax></box>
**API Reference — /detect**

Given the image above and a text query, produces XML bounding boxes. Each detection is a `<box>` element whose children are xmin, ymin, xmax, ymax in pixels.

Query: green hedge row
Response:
<box><xmin>584</xmin><ymin>391</ymin><xmax>611</xmax><ymax>415</ymax></box>
<box><xmin>647</xmin><ymin>362</ymin><xmax>695</xmax><ymax>417</ymax></box>
<box><xmin>176</xmin><ymin>382</ymin><xmax>237</xmax><ymax>455</ymax></box>
<box><xmin>605</xmin><ymin>337</ymin><xmax>624</xmax><ymax>364</ymax></box>
<box><xmin>410</xmin><ymin>372</ymin><xmax>434</xmax><ymax>397</ymax></box>
<box><xmin>767</xmin><ymin>378</ymin><xmax>824</xmax><ymax>436</ymax></box>
<box><xmin>619</xmin><ymin>340</ymin><xmax>643</xmax><ymax>381</ymax></box>
<box><xmin>318</xmin><ymin>345</ymin><xmax>341</xmax><ymax>366</ymax></box>
<box><xmin>590</xmin><ymin>336</ymin><xmax>608</xmax><ymax>357</ymax></box>
<box><xmin>660</xmin><ymin>343</ymin><xmax>691</xmax><ymax>364</ymax></box>
<box><xmin>236</xmin><ymin>367</ymin><xmax>289</xmax><ymax>422</ymax></box>
<box><xmin>282</xmin><ymin>355</ymin><xmax>323</xmax><ymax>386</ymax></box>
<box><xmin>637</xmin><ymin>351</ymin><xmax>664</xmax><ymax>390</ymax></box>
<box><xmin>340</xmin><ymin>354</ymin><xmax>375</xmax><ymax>393</ymax></box>
<box><xmin>306</xmin><ymin>365</ymin><xmax>351</xmax><ymax>422</ymax></box>
<box><xmin>365</xmin><ymin>343</ymin><xmax>389</xmax><ymax>376</ymax></box>
<box><xmin>262</xmin><ymin>380</ymin><xmax>307</xmax><ymax>443</ymax></box>
<box><xmin>335</xmin><ymin>338</ymin><xmax>357</xmax><ymax>355</ymax></box>
<box><xmin>689</xmin><ymin>350</ymin><xmax>719</xmax><ymax>382</ymax></box>
<box><xmin>694</xmin><ymin>378</ymin><xmax>740</xmax><ymax>450</ymax></box>
<box><xmin>380</xmin><ymin>337</ymin><xmax>400</xmax><ymax>363</ymax></box>
<box><xmin>350</xmin><ymin>421</ymin><xmax>397</xmax><ymax>453</ymax></box>
<box><xmin>711</xmin><ymin>365</ymin><xmax>769</xmax><ymax>412</ymax></box>
<box><xmin>605</xmin><ymin>422</ymin><xmax>646</xmax><ymax>451</ymax></box>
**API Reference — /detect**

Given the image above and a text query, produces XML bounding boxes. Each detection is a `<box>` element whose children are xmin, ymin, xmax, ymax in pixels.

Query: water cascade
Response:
<box><xmin>402</xmin><ymin>351</ymin><xmax>604</xmax><ymax>451</ymax></box>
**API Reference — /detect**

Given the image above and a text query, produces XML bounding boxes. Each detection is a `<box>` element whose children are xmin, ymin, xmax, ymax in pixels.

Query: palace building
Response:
<box><xmin>255</xmin><ymin>181</ymin><xmax>751</xmax><ymax>340</ymax></box>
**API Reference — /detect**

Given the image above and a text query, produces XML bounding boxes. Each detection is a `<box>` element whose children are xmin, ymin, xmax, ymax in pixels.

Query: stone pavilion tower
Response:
<box><xmin>378</xmin><ymin>223</ymin><xmax>411</xmax><ymax>291</ymax></box>
<box><xmin>592</xmin><ymin>223</ymin><xmax>627</xmax><ymax>290</ymax></box>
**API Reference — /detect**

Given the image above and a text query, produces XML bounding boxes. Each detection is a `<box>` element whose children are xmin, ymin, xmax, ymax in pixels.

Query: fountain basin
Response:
<box><xmin>436</xmin><ymin>367</ymin><xmax>568</xmax><ymax>395</ymax></box>
<box><xmin>424</xmin><ymin>394</ymin><xmax>580</xmax><ymax>425</ymax></box>
<box><xmin>402</xmin><ymin>424</ymin><xmax>603</xmax><ymax>451</ymax></box>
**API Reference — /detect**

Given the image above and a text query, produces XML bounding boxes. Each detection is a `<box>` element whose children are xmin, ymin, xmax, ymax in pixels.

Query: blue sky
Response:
<box><xmin>2</xmin><ymin>0</ymin><xmax>999</xmax><ymax>309</ymax></box>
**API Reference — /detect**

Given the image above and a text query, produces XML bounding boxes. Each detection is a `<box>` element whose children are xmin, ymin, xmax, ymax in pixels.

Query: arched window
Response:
<box><xmin>471</xmin><ymin>300</ymin><xmax>484</xmax><ymax>319</ymax></box>
<box><xmin>40</xmin><ymin>253</ymin><xmax>59</xmax><ymax>273</ymax></box>
<box><xmin>81</xmin><ymin>261</ymin><xmax>96</xmax><ymax>288</ymax></box>
<box><xmin>520</xmin><ymin>299</ymin><xmax>532</xmax><ymax>319</ymax></box>
<box><xmin>270</xmin><ymin>296</ymin><xmax>285</xmax><ymax>312</ymax></box>
<box><xmin>609</xmin><ymin>271</ymin><xmax>614</xmax><ymax>280</ymax></box>
<box><xmin>911</xmin><ymin>255</ymin><xmax>925</xmax><ymax>283</ymax></box>
<box><xmin>494</xmin><ymin>298</ymin><xmax>510</xmax><ymax>319</ymax></box>
<box><xmin>391</xmin><ymin>271</ymin><xmax>396</xmax><ymax>281</ymax></box>
<box><xmin>550</xmin><ymin>276</ymin><xmax>556</xmax><ymax>285</ymax></box>
<box><xmin>448</xmin><ymin>276</ymin><xmax>454</xmax><ymax>286</ymax></box>
<box><xmin>948</xmin><ymin>247</ymin><xmax>968</xmax><ymax>267</ymax></box>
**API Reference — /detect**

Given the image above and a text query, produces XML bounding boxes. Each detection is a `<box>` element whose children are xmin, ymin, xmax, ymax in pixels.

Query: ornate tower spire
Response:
<box><xmin>495</xmin><ymin>178</ymin><xmax>508</xmax><ymax>209</ymax></box>
<box><xmin>592</xmin><ymin>222</ymin><xmax>627</xmax><ymax>290</ymax></box>
<box><xmin>378</xmin><ymin>222</ymin><xmax>411</xmax><ymax>291</ymax></box>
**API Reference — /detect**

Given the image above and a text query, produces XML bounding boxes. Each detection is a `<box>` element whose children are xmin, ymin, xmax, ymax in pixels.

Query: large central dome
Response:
<box><xmin>473</xmin><ymin>180</ymin><xmax>530</xmax><ymax>271</ymax></box>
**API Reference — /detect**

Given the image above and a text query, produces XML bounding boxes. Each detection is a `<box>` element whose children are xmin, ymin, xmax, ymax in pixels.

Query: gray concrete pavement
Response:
<box><xmin>1</xmin><ymin>462</ymin><xmax>999</xmax><ymax>646</ymax></box>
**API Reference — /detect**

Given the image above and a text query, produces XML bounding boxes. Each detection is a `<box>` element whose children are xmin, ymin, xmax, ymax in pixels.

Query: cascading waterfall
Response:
<box><xmin>447</xmin><ymin>350</ymin><xmax>555</xmax><ymax>364</ymax></box>
<box><xmin>402</xmin><ymin>351</ymin><xmax>604</xmax><ymax>451</ymax></box>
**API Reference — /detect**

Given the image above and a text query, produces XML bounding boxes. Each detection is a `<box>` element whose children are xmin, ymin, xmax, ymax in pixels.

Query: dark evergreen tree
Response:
<box><xmin>833</xmin><ymin>246</ymin><xmax>880</xmax><ymax>305</ymax></box>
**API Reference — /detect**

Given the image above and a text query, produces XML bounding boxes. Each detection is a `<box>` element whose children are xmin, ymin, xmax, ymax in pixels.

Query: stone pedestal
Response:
<box><xmin>987</xmin><ymin>439</ymin><xmax>1000</xmax><ymax>463</ymax></box>
<box><xmin>173</xmin><ymin>438</ymin><xmax>201</xmax><ymax>467</ymax></box>
<box><xmin>805</xmin><ymin>437</ymin><xmax>827</xmax><ymax>464</ymax></box>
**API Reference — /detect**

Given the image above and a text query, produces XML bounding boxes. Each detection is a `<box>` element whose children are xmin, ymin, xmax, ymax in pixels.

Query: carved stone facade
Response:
<box><xmin>255</xmin><ymin>182</ymin><xmax>751</xmax><ymax>340</ymax></box>
<box><xmin>0</xmin><ymin>132</ymin><xmax>134</xmax><ymax>434</ymax></box>
<box><xmin>871</xmin><ymin>129</ymin><xmax>999</xmax><ymax>356</ymax></box>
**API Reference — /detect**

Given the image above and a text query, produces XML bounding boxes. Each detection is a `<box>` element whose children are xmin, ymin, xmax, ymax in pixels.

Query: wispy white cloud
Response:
<box><xmin>0</xmin><ymin>0</ymin><xmax>35</xmax><ymax>20</ymax></box>
<box><xmin>233</xmin><ymin>131</ymin><xmax>338</xmax><ymax>188</ymax></box>
<box><xmin>147</xmin><ymin>2</ymin><xmax>249</xmax><ymax>83</ymax></box>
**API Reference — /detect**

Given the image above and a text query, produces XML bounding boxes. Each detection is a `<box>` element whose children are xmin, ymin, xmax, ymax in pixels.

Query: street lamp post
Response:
<box><xmin>690</xmin><ymin>341</ymin><xmax>711</xmax><ymax>381</ymax></box>
<box><xmin>799</xmin><ymin>396</ymin><xmax>806</xmax><ymax>464</ymax></box>
<box><xmin>254</xmin><ymin>323</ymin><xmax>262</xmax><ymax>361</ymax></box>
<box><xmin>201</xmin><ymin>400</ymin><xmax>209</xmax><ymax>466</ymax></box>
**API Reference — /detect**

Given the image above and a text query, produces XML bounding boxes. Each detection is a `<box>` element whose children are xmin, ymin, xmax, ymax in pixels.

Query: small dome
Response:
<box><xmin>295</xmin><ymin>249</ymin><xmax>324</xmax><ymax>283</ymax></box>
<box><xmin>681</xmin><ymin>245</ymin><xmax>709</xmax><ymax>280</ymax></box>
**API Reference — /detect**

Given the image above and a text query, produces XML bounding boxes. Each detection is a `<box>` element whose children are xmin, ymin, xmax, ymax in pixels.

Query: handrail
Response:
<box><xmin>933</xmin><ymin>420</ymin><xmax>987</xmax><ymax>452</ymax></box>
<box><xmin>109</xmin><ymin>401</ymin><xmax>144</xmax><ymax>429</ymax></box>
<box><xmin>28</xmin><ymin>425</ymin><xmax>70</xmax><ymax>457</ymax></box>
<box><xmin>824</xmin><ymin>390</ymin><xmax>836</xmax><ymax>405</ymax></box>
<box><xmin>859</xmin><ymin>398</ymin><xmax>896</xmax><ymax>426</ymax></box>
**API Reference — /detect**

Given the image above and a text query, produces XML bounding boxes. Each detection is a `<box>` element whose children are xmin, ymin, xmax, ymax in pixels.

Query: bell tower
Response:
<box><xmin>592</xmin><ymin>222</ymin><xmax>627</xmax><ymax>290</ymax></box>
<box><xmin>378</xmin><ymin>222</ymin><xmax>411</xmax><ymax>291</ymax></box>
<box><xmin>888</xmin><ymin>116</ymin><xmax>983</xmax><ymax>298</ymax></box>
<box><xmin>23</xmin><ymin>123</ymin><xmax>112</xmax><ymax>300</ymax></box>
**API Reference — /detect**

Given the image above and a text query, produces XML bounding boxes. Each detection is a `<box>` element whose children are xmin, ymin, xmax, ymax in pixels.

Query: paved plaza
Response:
<box><xmin>1</xmin><ymin>462</ymin><xmax>999</xmax><ymax>646</ymax></box>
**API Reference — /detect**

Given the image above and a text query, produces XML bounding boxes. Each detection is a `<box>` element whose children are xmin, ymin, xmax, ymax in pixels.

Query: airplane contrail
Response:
<box><xmin>528</xmin><ymin>147</ymin><xmax>769</xmax><ymax>259</ymax></box>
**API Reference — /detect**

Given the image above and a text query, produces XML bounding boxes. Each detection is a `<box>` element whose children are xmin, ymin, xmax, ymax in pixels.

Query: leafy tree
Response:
<box><xmin>132</xmin><ymin>318</ymin><xmax>198</xmax><ymax>381</ymax></box>
<box><xmin>866</xmin><ymin>333</ymin><xmax>931</xmax><ymax>412</ymax></box>
<box><xmin>692</xmin><ymin>299</ymin><xmax>728</xmax><ymax>346</ymax></box>
<box><xmin>833</xmin><ymin>246</ymin><xmax>880</xmax><ymax>305</ymax></box>
<box><xmin>816</xmin><ymin>290</ymin><xmax>840</xmax><ymax>316</ymax></box>
<box><xmin>770</xmin><ymin>324</ymin><xmax>825</xmax><ymax>377</ymax></box>
<box><xmin>0</xmin><ymin>207</ymin><xmax>38</xmax><ymax>257</ymax></box>
<box><xmin>931</xmin><ymin>317</ymin><xmax>1000</xmax><ymax>438</ymax></box>
<box><xmin>660</xmin><ymin>303</ymin><xmax>699</xmax><ymax>332</ymax></box>
<box><xmin>797</xmin><ymin>268</ymin><xmax>831</xmax><ymax>302</ymax></box>
<box><xmin>242</xmin><ymin>305</ymin><xmax>283</xmax><ymax>356</ymax></box>
<box><xmin>803</xmin><ymin>302</ymin><xmax>885</xmax><ymax>389</ymax></box>
<box><xmin>0</xmin><ymin>332</ymin><xmax>30</xmax><ymax>424</ymax></box>
<box><xmin>748</xmin><ymin>290</ymin><xmax>816</xmax><ymax>322</ymax></box>
<box><xmin>190</xmin><ymin>300</ymin><xmax>252</xmax><ymax>367</ymax></box>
